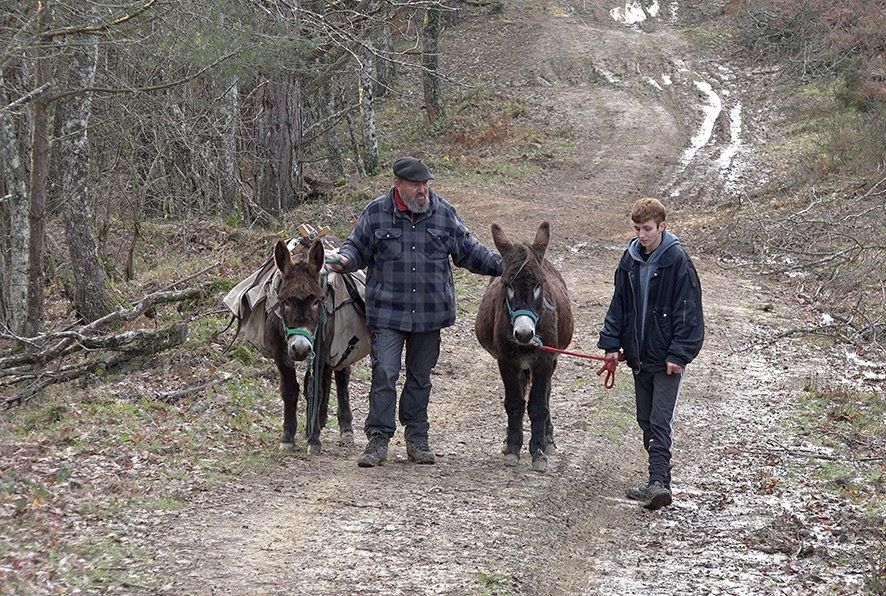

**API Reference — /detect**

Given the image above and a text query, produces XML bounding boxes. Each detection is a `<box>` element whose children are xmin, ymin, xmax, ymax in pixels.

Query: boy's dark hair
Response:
<box><xmin>631</xmin><ymin>198</ymin><xmax>667</xmax><ymax>225</ymax></box>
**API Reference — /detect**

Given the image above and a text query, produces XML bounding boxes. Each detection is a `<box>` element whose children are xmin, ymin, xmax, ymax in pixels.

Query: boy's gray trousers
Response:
<box><xmin>633</xmin><ymin>368</ymin><xmax>685</xmax><ymax>487</ymax></box>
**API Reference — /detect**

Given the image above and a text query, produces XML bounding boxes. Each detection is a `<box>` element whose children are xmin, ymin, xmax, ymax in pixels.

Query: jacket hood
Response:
<box><xmin>628</xmin><ymin>230</ymin><xmax>680</xmax><ymax>265</ymax></box>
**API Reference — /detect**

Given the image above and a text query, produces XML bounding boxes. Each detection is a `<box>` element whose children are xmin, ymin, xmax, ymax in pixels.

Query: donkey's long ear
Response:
<box><xmin>274</xmin><ymin>240</ymin><xmax>291</xmax><ymax>274</ymax></box>
<box><xmin>531</xmin><ymin>221</ymin><xmax>550</xmax><ymax>259</ymax></box>
<box><xmin>307</xmin><ymin>239</ymin><xmax>324</xmax><ymax>275</ymax></box>
<box><xmin>491</xmin><ymin>223</ymin><xmax>512</xmax><ymax>255</ymax></box>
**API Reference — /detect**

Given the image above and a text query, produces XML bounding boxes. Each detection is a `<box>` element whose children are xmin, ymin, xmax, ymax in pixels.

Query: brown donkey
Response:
<box><xmin>266</xmin><ymin>239</ymin><xmax>354</xmax><ymax>454</ymax></box>
<box><xmin>475</xmin><ymin>222</ymin><xmax>574</xmax><ymax>472</ymax></box>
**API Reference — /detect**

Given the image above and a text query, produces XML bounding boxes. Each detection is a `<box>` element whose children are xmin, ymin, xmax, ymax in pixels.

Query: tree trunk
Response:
<box><xmin>359</xmin><ymin>44</ymin><xmax>379</xmax><ymax>175</ymax></box>
<box><xmin>220</xmin><ymin>76</ymin><xmax>239</xmax><ymax>210</ymax></box>
<box><xmin>343</xmin><ymin>101</ymin><xmax>366</xmax><ymax>177</ymax></box>
<box><xmin>322</xmin><ymin>83</ymin><xmax>344</xmax><ymax>180</ymax></box>
<box><xmin>255</xmin><ymin>72</ymin><xmax>303</xmax><ymax>214</ymax></box>
<box><xmin>26</xmin><ymin>4</ymin><xmax>53</xmax><ymax>336</ymax></box>
<box><xmin>59</xmin><ymin>33</ymin><xmax>114</xmax><ymax>323</ymax></box>
<box><xmin>0</xmin><ymin>69</ymin><xmax>31</xmax><ymax>334</ymax></box>
<box><xmin>422</xmin><ymin>7</ymin><xmax>444</xmax><ymax>124</ymax></box>
<box><xmin>375</xmin><ymin>5</ymin><xmax>396</xmax><ymax>97</ymax></box>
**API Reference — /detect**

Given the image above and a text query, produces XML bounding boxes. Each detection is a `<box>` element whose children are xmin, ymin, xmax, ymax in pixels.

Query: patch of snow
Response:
<box><xmin>821</xmin><ymin>313</ymin><xmax>835</xmax><ymax>326</ymax></box>
<box><xmin>646</xmin><ymin>77</ymin><xmax>663</xmax><ymax>91</ymax></box>
<box><xmin>610</xmin><ymin>1</ymin><xmax>660</xmax><ymax>25</ymax></box>
<box><xmin>845</xmin><ymin>351</ymin><xmax>885</xmax><ymax>369</ymax></box>
<box><xmin>678</xmin><ymin>80</ymin><xmax>722</xmax><ymax>167</ymax></box>
<box><xmin>672</xmin><ymin>59</ymin><xmax>690</xmax><ymax>73</ymax></box>
<box><xmin>669</xmin><ymin>1</ymin><xmax>678</xmax><ymax>23</ymax></box>
<box><xmin>661</xmin><ymin>74</ymin><xmax>672</xmax><ymax>85</ymax></box>
<box><xmin>595</xmin><ymin>65</ymin><xmax>619</xmax><ymax>84</ymax></box>
<box><xmin>716</xmin><ymin>102</ymin><xmax>743</xmax><ymax>174</ymax></box>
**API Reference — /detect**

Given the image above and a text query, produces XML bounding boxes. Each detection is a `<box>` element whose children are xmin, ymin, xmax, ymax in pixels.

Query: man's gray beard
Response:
<box><xmin>404</xmin><ymin>194</ymin><xmax>430</xmax><ymax>214</ymax></box>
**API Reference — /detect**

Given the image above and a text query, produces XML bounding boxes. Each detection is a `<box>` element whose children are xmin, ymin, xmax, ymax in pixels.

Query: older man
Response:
<box><xmin>326</xmin><ymin>156</ymin><xmax>502</xmax><ymax>467</ymax></box>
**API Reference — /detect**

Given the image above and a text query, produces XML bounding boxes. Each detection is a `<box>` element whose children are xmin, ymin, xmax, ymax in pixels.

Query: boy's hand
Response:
<box><xmin>324</xmin><ymin>253</ymin><xmax>349</xmax><ymax>273</ymax></box>
<box><xmin>666</xmin><ymin>362</ymin><xmax>684</xmax><ymax>375</ymax></box>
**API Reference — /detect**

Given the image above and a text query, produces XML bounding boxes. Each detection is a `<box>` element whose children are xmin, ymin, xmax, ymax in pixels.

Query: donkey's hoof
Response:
<box><xmin>279</xmin><ymin>442</ymin><xmax>296</xmax><ymax>451</ymax></box>
<box><xmin>307</xmin><ymin>443</ymin><xmax>322</xmax><ymax>456</ymax></box>
<box><xmin>503</xmin><ymin>453</ymin><xmax>520</xmax><ymax>467</ymax></box>
<box><xmin>531</xmin><ymin>453</ymin><xmax>548</xmax><ymax>473</ymax></box>
<box><xmin>544</xmin><ymin>442</ymin><xmax>557</xmax><ymax>456</ymax></box>
<box><xmin>339</xmin><ymin>431</ymin><xmax>355</xmax><ymax>445</ymax></box>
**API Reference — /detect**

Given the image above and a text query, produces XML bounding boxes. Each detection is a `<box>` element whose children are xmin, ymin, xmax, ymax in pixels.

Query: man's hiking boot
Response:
<box><xmin>357</xmin><ymin>434</ymin><xmax>389</xmax><ymax>468</ymax></box>
<box><xmin>406</xmin><ymin>440</ymin><xmax>436</xmax><ymax>464</ymax></box>
<box><xmin>642</xmin><ymin>481</ymin><xmax>673</xmax><ymax>511</ymax></box>
<box><xmin>625</xmin><ymin>482</ymin><xmax>650</xmax><ymax>501</ymax></box>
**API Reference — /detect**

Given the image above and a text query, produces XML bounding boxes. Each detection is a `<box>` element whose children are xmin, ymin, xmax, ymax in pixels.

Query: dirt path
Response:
<box><xmin>159</xmin><ymin>2</ymin><xmax>870</xmax><ymax>594</ymax></box>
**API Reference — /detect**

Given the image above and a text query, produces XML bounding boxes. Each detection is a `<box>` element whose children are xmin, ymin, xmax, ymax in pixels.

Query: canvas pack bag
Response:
<box><xmin>323</xmin><ymin>251</ymin><xmax>370</xmax><ymax>370</ymax></box>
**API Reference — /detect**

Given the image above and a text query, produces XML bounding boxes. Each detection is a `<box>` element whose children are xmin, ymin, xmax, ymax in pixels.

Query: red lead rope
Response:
<box><xmin>537</xmin><ymin>345</ymin><xmax>626</xmax><ymax>389</ymax></box>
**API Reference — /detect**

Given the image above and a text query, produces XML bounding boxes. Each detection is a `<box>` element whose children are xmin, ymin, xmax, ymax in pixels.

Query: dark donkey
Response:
<box><xmin>267</xmin><ymin>239</ymin><xmax>354</xmax><ymax>454</ymax></box>
<box><xmin>475</xmin><ymin>222</ymin><xmax>574</xmax><ymax>472</ymax></box>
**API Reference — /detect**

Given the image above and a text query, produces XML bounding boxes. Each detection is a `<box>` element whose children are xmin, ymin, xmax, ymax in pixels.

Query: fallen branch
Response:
<box><xmin>3</xmin><ymin>322</ymin><xmax>188</xmax><ymax>409</ymax></box>
<box><xmin>0</xmin><ymin>283</ymin><xmax>212</xmax><ymax>370</ymax></box>
<box><xmin>155</xmin><ymin>374</ymin><xmax>231</xmax><ymax>404</ymax></box>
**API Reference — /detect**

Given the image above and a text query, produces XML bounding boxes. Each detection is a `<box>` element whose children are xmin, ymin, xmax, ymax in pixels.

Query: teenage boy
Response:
<box><xmin>598</xmin><ymin>198</ymin><xmax>704</xmax><ymax>510</ymax></box>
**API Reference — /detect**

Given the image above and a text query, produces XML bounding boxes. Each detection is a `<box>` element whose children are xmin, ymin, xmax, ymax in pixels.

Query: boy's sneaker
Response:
<box><xmin>406</xmin><ymin>440</ymin><xmax>436</xmax><ymax>464</ymax></box>
<box><xmin>357</xmin><ymin>434</ymin><xmax>389</xmax><ymax>468</ymax></box>
<box><xmin>642</xmin><ymin>481</ymin><xmax>673</xmax><ymax>510</ymax></box>
<box><xmin>625</xmin><ymin>481</ymin><xmax>650</xmax><ymax>501</ymax></box>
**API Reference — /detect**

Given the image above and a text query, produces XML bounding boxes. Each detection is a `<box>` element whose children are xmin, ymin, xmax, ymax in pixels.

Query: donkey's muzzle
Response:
<box><xmin>512</xmin><ymin>315</ymin><xmax>537</xmax><ymax>345</ymax></box>
<box><xmin>287</xmin><ymin>335</ymin><xmax>314</xmax><ymax>361</ymax></box>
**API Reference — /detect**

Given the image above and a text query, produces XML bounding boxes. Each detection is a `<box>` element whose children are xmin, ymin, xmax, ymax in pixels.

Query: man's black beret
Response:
<box><xmin>393</xmin><ymin>156</ymin><xmax>434</xmax><ymax>182</ymax></box>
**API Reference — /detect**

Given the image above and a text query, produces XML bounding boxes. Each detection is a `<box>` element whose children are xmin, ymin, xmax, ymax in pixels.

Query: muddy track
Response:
<box><xmin>160</xmin><ymin>2</ymin><xmax>830</xmax><ymax>594</ymax></box>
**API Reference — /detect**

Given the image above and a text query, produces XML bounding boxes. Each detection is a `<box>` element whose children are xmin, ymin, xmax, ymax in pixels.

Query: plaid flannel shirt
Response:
<box><xmin>338</xmin><ymin>189</ymin><xmax>502</xmax><ymax>332</ymax></box>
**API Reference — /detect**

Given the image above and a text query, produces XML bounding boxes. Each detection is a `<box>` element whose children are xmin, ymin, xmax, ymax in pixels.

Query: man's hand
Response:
<box><xmin>666</xmin><ymin>361</ymin><xmax>684</xmax><ymax>375</ymax></box>
<box><xmin>605</xmin><ymin>352</ymin><xmax>619</xmax><ymax>360</ymax></box>
<box><xmin>324</xmin><ymin>253</ymin><xmax>350</xmax><ymax>273</ymax></box>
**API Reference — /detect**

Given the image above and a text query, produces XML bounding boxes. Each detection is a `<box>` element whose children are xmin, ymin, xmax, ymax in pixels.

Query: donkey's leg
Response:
<box><xmin>278</xmin><ymin>364</ymin><xmax>300</xmax><ymax>450</ymax></box>
<box><xmin>499</xmin><ymin>360</ymin><xmax>526</xmax><ymax>465</ymax></box>
<box><xmin>544</xmin><ymin>359</ymin><xmax>557</xmax><ymax>455</ymax></box>
<box><xmin>527</xmin><ymin>361</ymin><xmax>554</xmax><ymax>472</ymax></box>
<box><xmin>335</xmin><ymin>367</ymin><xmax>354</xmax><ymax>444</ymax></box>
<box><xmin>318</xmin><ymin>364</ymin><xmax>333</xmax><ymax>430</ymax></box>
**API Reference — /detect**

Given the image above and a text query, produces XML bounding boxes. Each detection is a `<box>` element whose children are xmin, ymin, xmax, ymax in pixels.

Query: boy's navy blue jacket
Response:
<box><xmin>338</xmin><ymin>188</ymin><xmax>502</xmax><ymax>333</ymax></box>
<box><xmin>597</xmin><ymin>231</ymin><xmax>704</xmax><ymax>372</ymax></box>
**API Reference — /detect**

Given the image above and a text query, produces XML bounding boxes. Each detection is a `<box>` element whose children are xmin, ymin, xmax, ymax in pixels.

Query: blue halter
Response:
<box><xmin>506</xmin><ymin>295</ymin><xmax>556</xmax><ymax>346</ymax></box>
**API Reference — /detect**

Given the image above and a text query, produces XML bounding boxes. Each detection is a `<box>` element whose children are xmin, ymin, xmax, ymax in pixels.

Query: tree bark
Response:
<box><xmin>0</xmin><ymin>69</ymin><xmax>31</xmax><ymax>334</ymax></box>
<box><xmin>359</xmin><ymin>43</ymin><xmax>379</xmax><ymax>175</ymax></box>
<box><xmin>59</xmin><ymin>32</ymin><xmax>114</xmax><ymax>323</ymax></box>
<box><xmin>422</xmin><ymin>7</ymin><xmax>444</xmax><ymax>124</ymax></box>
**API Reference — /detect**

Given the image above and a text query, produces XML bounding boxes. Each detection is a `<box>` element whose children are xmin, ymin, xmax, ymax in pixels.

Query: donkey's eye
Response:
<box><xmin>506</xmin><ymin>286</ymin><xmax>515</xmax><ymax>300</ymax></box>
<box><xmin>533</xmin><ymin>285</ymin><xmax>542</xmax><ymax>300</ymax></box>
